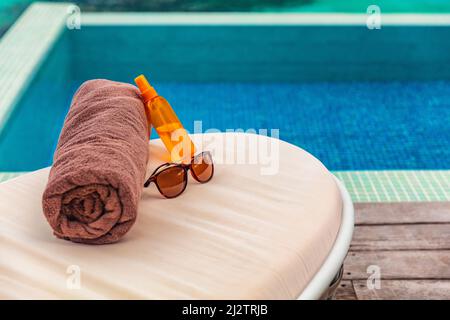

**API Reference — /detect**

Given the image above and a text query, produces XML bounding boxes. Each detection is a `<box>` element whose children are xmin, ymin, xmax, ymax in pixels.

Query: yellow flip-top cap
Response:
<box><xmin>134</xmin><ymin>74</ymin><xmax>158</xmax><ymax>102</ymax></box>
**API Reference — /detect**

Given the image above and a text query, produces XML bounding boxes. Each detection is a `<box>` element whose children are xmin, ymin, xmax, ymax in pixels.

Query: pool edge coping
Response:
<box><xmin>0</xmin><ymin>2</ymin><xmax>71</xmax><ymax>132</ymax></box>
<box><xmin>81</xmin><ymin>12</ymin><xmax>450</xmax><ymax>26</ymax></box>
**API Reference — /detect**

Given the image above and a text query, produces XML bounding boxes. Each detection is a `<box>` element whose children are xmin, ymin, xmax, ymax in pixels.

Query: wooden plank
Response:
<box><xmin>351</xmin><ymin>224</ymin><xmax>450</xmax><ymax>251</ymax></box>
<box><xmin>334</xmin><ymin>280</ymin><xmax>357</xmax><ymax>300</ymax></box>
<box><xmin>343</xmin><ymin>250</ymin><xmax>450</xmax><ymax>280</ymax></box>
<box><xmin>353</xmin><ymin>280</ymin><xmax>450</xmax><ymax>300</ymax></box>
<box><xmin>354</xmin><ymin>202</ymin><xmax>450</xmax><ymax>225</ymax></box>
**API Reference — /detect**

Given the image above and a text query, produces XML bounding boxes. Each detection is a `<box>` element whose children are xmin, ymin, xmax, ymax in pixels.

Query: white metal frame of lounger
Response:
<box><xmin>297</xmin><ymin>176</ymin><xmax>354</xmax><ymax>300</ymax></box>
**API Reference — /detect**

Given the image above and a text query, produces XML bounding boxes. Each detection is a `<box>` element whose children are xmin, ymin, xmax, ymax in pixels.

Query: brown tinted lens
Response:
<box><xmin>191</xmin><ymin>152</ymin><xmax>213</xmax><ymax>183</ymax></box>
<box><xmin>156</xmin><ymin>166</ymin><xmax>186</xmax><ymax>198</ymax></box>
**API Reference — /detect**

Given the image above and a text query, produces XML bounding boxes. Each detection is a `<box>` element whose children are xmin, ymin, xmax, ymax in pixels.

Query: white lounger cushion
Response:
<box><xmin>0</xmin><ymin>132</ymin><xmax>341</xmax><ymax>299</ymax></box>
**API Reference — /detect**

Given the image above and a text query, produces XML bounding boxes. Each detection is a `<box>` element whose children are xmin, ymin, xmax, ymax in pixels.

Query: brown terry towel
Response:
<box><xmin>42</xmin><ymin>79</ymin><xmax>149</xmax><ymax>244</ymax></box>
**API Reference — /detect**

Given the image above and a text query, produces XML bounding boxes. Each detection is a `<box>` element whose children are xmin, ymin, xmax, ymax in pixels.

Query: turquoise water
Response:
<box><xmin>2</xmin><ymin>80</ymin><xmax>449</xmax><ymax>171</ymax></box>
<box><xmin>0</xmin><ymin>25</ymin><xmax>449</xmax><ymax>171</ymax></box>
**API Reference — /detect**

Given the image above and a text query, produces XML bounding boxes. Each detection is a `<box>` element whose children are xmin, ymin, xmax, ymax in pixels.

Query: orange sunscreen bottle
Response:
<box><xmin>135</xmin><ymin>74</ymin><xmax>195</xmax><ymax>162</ymax></box>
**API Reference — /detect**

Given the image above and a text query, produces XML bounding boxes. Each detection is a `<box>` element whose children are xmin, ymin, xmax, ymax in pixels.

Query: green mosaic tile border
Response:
<box><xmin>0</xmin><ymin>172</ymin><xmax>25</xmax><ymax>182</ymax></box>
<box><xmin>1</xmin><ymin>170</ymin><xmax>449</xmax><ymax>202</ymax></box>
<box><xmin>333</xmin><ymin>170</ymin><xmax>450</xmax><ymax>202</ymax></box>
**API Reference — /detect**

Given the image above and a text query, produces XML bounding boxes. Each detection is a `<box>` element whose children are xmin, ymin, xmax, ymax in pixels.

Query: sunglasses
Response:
<box><xmin>144</xmin><ymin>151</ymin><xmax>214</xmax><ymax>198</ymax></box>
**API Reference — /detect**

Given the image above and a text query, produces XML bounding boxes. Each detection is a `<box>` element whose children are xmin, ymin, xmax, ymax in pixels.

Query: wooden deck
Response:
<box><xmin>335</xmin><ymin>202</ymin><xmax>450</xmax><ymax>300</ymax></box>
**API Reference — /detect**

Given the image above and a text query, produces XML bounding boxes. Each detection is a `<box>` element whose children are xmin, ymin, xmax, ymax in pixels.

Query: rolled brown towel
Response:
<box><xmin>42</xmin><ymin>79</ymin><xmax>149</xmax><ymax>244</ymax></box>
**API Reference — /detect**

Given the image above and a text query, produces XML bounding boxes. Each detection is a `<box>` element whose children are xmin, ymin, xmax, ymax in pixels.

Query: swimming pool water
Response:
<box><xmin>1</xmin><ymin>79</ymin><xmax>449</xmax><ymax>171</ymax></box>
<box><xmin>1</xmin><ymin>23</ymin><xmax>450</xmax><ymax>172</ymax></box>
